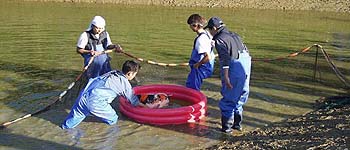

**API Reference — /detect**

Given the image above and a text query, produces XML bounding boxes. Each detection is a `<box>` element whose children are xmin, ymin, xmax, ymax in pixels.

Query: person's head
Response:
<box><xmin>187</xmin><ymin>14</ymin><xmax>206</xmax><ymax>32</ymax></box>
<box><xmin>86</xmin><ymin>16</ymin><xmax>106</xmax><ymax>34</ymax></box>
<box><xmin>122</xmin><ymin>60</ymin><xmax>141</xmax><ymax>80</ymax></box>
<box><xmin>204</xmin><ymin>17</ymin><xmax>225</xmax><ymax>36</ymax></box>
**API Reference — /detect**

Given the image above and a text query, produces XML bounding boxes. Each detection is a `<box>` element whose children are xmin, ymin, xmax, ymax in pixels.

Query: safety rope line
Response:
<box><xmin>122</xmin><ymin>44</ymin><xmax>315</xmax><ymax>66</ymax></box>
<box><xmin>122</xmin><ymin>44</ymin><xmax>350</xmax><ymax>89</ymax></box>
<box><xmin>252</xmin><ymin>44</ymin><xmax>314</xmax><ymax>62</ymax></box>
<box><xmin>122</xmin><ymin>51</ymin><xmax>189</xmax><ymax>67</ymax></box>
<box><xmin>316</xmin><ymin>45</ymin><xmax>350</xmax><ymax>89</ymax></box>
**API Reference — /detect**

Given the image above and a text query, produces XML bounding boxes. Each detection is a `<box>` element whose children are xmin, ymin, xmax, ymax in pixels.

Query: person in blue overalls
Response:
<box><xmin>205</xmin><ymin>17</ymin><xmax>252</xmax><ymax>133</ymax></box>
<box><xmin>76</xmin><ymin>16</ymin><xmax>123</xmax><ymax>79</ymax></box>
<box><xmin>186</xmin><ymin>14</ymin><xmax>215</xmax><ymax>91</ymax></box>
<box><xmin>61</xmin><ymin>60</ymin><xmax>149</xmax><ymax>129</ymax></box>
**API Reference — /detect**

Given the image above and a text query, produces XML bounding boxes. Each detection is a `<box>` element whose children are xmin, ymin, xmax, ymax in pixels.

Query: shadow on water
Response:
<box><xmin>0</xmin><ymin>60</ymin><xmax>79</xmax><ymax>81</ymax></box>
<box><xmin>0</xmin><ymin>60</ymin><xmax>82</xmax><ymax>115</ymax></box>
<box><xmin>0</xmin><ymin>132</ymin><xmax>83</xmax><ymax>150</ymax></box>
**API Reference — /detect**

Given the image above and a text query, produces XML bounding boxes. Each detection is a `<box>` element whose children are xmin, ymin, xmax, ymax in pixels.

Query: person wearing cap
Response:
<box><xmin>185</xmin><ymin>14</ymin><xmax>215</xmax><ymax>91</ymax></box>
<box><xmin>76</xmin><ymin>16</ymin><xmax>123</xmax><ymax>79</ymax></box>
<box><xmin>205</xmin><ymin>17</ymin><xmax>251</xmax><ymax>133</ymax></box>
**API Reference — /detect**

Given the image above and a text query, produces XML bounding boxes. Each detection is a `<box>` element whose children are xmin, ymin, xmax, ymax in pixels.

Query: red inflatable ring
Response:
<box><xmin>119</xmin><ymin>84</ymin><xmax>207</xmax><ymax>125</ymax></box>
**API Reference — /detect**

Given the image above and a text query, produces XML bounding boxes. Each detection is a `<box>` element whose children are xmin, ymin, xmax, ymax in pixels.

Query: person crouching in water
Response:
<box><xmin>61</xmin><ymin>60</ymin><xmax>159</xmax><ymax>129</ymax></box>
<box><xmin>185</xmin><ymin>14</ymin><xmax>215</xmax><ymax>91</ymax></box>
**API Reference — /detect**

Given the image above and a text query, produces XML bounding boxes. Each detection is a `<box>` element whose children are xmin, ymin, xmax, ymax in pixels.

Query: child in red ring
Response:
<box><xmin>138</xmin><ymin>93</ymin><xmax>170</xmax><ymax>108</ymax></box>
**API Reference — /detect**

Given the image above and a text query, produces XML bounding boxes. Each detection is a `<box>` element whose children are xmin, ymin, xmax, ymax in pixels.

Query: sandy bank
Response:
<box><xmin>25</xmin><ymin>0</ymin><xmax>350</xmax><ymax>13</ymax></box>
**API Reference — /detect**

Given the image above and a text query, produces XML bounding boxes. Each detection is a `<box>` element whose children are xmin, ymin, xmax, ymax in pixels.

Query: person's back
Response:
<box><xmin>213</xmin><ymin>27</ymin><xmax>248</xmax><ymax>77</ymax></box>
<box><xmin>61</xmin><ymin>60</ymin><xmax>141</xmax><ymax>129</ymax></box>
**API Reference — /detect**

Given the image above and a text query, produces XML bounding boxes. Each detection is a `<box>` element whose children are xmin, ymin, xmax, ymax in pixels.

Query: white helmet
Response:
<box><xmin>86</xmin><ymin>16</ymin><xmax>106</xmax><ymax>31</ymax></box>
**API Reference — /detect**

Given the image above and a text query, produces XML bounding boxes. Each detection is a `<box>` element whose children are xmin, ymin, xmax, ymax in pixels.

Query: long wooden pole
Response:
<box><xmin>0</xmin><ymin>50</ymin><xmax>113</xmax><ymax>129</ymax></box>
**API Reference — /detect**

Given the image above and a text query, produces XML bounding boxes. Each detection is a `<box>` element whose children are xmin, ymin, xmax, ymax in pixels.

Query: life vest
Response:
<box><xmin>82</xmin><ymin>30</ymin><xmax>112</xmax><ymax>78</ymax></box>
<box><xmin>84</xmin><ymin>30</ymin><xmax>108</xmax><ymax>51</ymax></box>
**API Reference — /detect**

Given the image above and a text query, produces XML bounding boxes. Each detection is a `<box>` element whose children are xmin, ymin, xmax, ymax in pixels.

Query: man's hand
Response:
<box><xmin>114</xmin><ymin>44</ymin><xmax>123</xmax><ymax>53</ymax></box>
<box><xmin>224</xmin><ymin>68</ymin><xmax>233</xmax><ymax>89</ymax></box>
<box><xmin>224</xmin><ymin>76</ymin><xmax>233</xmax><ymax>89</ymax></box>
<box><xmin>145</xmin><ymin>103</ymin><xmax>160</xmax><ymax>109</ymax></box>
<box><xmin>193</xmin><ymin>63</ymin><xmax>200</xmax><ymax>69</ymax></box>
<box><xmin>91</xmin><ymin>50</ymin><xmax>106</xmax><ymax>56</ymax></box>
<box><xmin>140</xmin><ymin>93</ymin><xmax>169</xmax><ymax>109</ymax></box>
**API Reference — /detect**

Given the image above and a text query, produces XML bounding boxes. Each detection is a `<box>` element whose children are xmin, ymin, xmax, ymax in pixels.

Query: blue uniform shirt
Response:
<box><xmin>61</xmin><ymin>70</ymin><xmax>139</xmax><ymax>129</ymax></box>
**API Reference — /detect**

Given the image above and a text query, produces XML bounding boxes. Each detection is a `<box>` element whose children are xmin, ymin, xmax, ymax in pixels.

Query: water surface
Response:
<box><xmin>0</xmin><ymin>0</ymin><xmax>349</xmax><ymax>149</ymax></box>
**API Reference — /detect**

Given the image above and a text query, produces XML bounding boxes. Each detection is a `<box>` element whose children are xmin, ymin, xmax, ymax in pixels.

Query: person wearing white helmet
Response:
<box><xmin>76</xmin><ymin>16</ymin><xmax>123</xmax><ymax>79</ymax></box>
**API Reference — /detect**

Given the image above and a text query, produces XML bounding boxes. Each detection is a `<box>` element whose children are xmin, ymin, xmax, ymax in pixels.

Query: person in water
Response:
<box><xmin>76</xmin><ymin>15</ymin><xmax>123</xmax><ymax>78</ymax></box>
<box><xmin>185</xmin><ymin>14</ymin><xmax>215</xmax><ymax>91</ymax></box>
<box><xmin>61</xmin><ymin>60</ymin><xmax>167</xmax><ymax>129</ymax></box>
<box><xmin>205</xmin><ymin>17</ymin><xmax>251</xmax><ymax>133</ymax></box>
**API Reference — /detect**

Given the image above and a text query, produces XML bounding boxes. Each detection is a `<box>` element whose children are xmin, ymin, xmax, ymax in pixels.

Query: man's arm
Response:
<box><xmin>216</xmin><ymin>39</ymin><xmax>233</xmax><ymax>89</ymax></box>
<box><xmin>194</xmin><ymin>52</ymin><xmax>210</xmax><ymax>69</ymax></box>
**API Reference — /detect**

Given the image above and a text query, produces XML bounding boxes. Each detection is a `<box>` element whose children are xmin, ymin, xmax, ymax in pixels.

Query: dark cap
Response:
<box><xmin>204</xmin><ymin>17</ymin><xmax>224</xmax><ymax>29</ymax></box>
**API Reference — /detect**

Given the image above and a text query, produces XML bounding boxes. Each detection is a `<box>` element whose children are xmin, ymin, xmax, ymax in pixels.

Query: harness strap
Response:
<box><xmin>193</xmin><ymin>31</ymin><xmax>211</xmax><ymax>50</ymax></box>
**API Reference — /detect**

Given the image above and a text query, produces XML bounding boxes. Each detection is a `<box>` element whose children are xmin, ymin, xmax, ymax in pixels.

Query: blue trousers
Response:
<box><xmin>61</xmin><ymin>78</ymin><xmax>118</xmax><ymax>129</ymax></box>
<box><xmin>186</xmin><ymin>65</ymin><xmax>213</xmax><ymax>91</ymax></box>
<box><xmin>83</xmin><ymin>44</ymin><xmax>112</xmax><ymax>79</ymax></box>
<box><xmin>219</xmin><ymin>52</ymin><xmax>251</xmax><ymax>126</ymax></box>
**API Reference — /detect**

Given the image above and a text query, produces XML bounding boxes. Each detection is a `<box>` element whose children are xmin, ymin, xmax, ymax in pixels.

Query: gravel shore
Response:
<box><xmin>206</xmin><ymin>96</ymin><xmax>350</xmax><ymax>149</ymax></box>
<box><xmin>27</xmin><ymin>0</ymin><xmax>350</xmax><ymax>13</ymax></box>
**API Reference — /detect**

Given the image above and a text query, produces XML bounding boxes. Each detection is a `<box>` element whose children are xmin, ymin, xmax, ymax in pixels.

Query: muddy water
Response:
<box><xmin>0</xmin><ymin>0</ymin><xmax>350</xmax><ymax>149</ymax></box>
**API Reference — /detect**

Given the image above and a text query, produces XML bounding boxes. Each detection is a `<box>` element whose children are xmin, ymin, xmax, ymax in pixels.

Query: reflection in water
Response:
<box><xmin>64</xmin><ymin>128</ymin><xmax>85</xmax><ymax>146</ymax></box>
<box><xmin>0</xmin><ymin>132</ymin><xmax>83</xmax><ymax>150</ymax></box>
<box><xmin>64</xmin><ymin>124</ymin><xmax>120</xmax><ymax>150</ymax></box>
<box><xmin>88</xmin><ymin>125</ymin><xmax>120</xmax><ymax>150</ymax></box>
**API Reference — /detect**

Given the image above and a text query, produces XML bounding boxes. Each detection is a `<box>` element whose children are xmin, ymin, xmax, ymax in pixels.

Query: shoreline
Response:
<box><xmin>24</xmin><ymin>0</ymin><xmax>350</xmax><ymax>13</ymax></box>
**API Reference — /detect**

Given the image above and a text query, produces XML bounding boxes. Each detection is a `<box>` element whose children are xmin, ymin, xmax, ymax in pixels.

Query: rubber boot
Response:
<box><xmin>221</xmin><ymin>117</ymin><xmax>234</xmax><ymax>133</ymax></box>
<box><xmin>233</xmin><ymin>114</ymin><xmax>242</xmax><ymax>131</ymax></box>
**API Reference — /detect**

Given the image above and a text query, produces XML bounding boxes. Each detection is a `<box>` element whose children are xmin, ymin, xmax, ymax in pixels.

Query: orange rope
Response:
<box><xmin>121</xmin><ymin>45</ymin><xmax>316</xmax><ymax>65</ymax></box>
<box><xmin>121</xmin><ymin>44</ymin><xmax>349</xmax><ymax>89</ymax></box>
<box><xmin>252</xmin><ymin>44</ymin><xmax>314</xmax><ymax>62</ymax></box>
